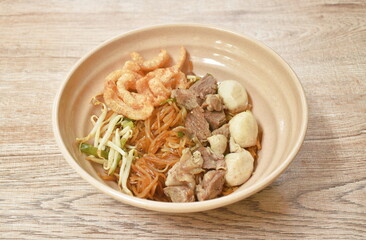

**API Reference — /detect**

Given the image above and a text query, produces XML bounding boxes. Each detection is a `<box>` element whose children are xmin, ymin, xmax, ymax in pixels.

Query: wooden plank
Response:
<box><xmin>0</xmin><ymin>0</ymin><xmax>365</xmax><ymax>239</ymax></box>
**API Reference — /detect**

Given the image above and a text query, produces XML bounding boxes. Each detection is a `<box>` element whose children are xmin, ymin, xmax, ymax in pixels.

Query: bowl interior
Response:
<box><xmin>54</xmin><ymin>25</ymin><xmax>307</xmax><ymax>212</ymax></box>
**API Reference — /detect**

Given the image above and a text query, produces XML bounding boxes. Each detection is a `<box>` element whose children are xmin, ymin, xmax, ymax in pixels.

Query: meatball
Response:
<box><xmin>218</xmin><ymin>80</ymin><xmax>248</xmax><ymax>113</ymax></box>
<box><xmin>224</xmin><ymin>150</ymin><xmax>254</xmax><ymax>186</ymax></box>
<box><xmin>229</xmin><ymin>110</ymin><xmax>258</xmax><ymax>148</ymax></box>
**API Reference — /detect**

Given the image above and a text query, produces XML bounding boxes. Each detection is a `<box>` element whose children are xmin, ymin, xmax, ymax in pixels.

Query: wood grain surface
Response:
<box><xmin>0</xmin><ymin>0</ymin><xmax>365</xmax><ymax>239</ymax></box>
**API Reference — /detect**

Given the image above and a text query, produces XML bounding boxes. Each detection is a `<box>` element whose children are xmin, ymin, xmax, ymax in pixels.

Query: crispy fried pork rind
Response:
<box><xmin>103</xmin><ymin>47</ymin><xmax>189</xmax><ymax>120</ymax></box>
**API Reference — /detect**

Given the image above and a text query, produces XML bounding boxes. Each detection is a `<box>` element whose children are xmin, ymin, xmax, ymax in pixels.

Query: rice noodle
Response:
<box><xmin>125</xmin><ymin>102</ymin><xmax>194</xmax><ymax>201</ymax></box>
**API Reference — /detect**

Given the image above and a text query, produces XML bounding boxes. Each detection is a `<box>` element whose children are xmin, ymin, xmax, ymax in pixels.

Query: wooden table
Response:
<box><xmin>1</xmin><ymin>1</ymin><xmax>365</xmax><ymax>239</ymax></box>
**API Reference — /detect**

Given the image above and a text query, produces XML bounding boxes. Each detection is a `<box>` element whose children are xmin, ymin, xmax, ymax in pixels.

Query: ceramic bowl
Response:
<box><xmin>53</xmin><ymin>24</ymin><xmax>308</xmax><ymax>213</ymax></box>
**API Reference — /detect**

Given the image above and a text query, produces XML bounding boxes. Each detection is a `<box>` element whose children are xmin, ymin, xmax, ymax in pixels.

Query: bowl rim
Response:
<box><xmin>52</xmin><ymin>23</ymin><xmax>308</xmax><ymax>213</ymax></box>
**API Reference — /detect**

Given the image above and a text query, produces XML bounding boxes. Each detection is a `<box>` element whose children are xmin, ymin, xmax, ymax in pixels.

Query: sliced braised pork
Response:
<box><xmin>207</xmin><ymin>134</ymin><xmax>228</xmax><ymax>155</ymax></box>
<box><xmin>164</xmin><ymin>186</ymin><xmax>195</xmax><ymax>203</ymax></box>
<box><xmin>164</xmin><ymin>148</ymin><xmax>204</xmax><ymax>202</ymax></box>
<box><xmin>204</xmin><ymin>110</ymin><xmax>226</xmax><ymax>130</ymax></box>
<box><xmin>212</xmin><ymin>124</ymin><xmax>230</xmax><ymax>139</ymax></box>
<box><xmin>196</xmin><ymin>170</ymin><xmax>226</xmax><ymax>201</ymax></box>
<box><xmin>202</xmin><ymin>94</ymin><xmax>223</xmax><ymax>112</ymax></box>
<box><xmin>196</xmin><ymin>146</ymin><xmax>225</xmax><ymax>170</ymax></box>
<box><xmin>171</xmin><ymin>89</ymin><xmax>199</xmax><ymax>110</ymax></box>
<box><xmin>185</xmin><ymin>107</ymin><xmax>211</xmax><ymax>141</ymax></box>
<box><xmin>190</xmin><ymin>74</ymin><xmax>218</xmax><ymax>104</ymax></box>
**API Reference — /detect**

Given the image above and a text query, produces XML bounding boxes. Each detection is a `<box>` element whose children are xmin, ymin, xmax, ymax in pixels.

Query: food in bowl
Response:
<box><xmin>76</xmin><ymin>47</ymin><xmax>261</xmax><ymax>202</ymax></box>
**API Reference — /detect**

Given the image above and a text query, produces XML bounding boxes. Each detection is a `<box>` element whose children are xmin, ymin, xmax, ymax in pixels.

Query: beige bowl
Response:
<box><xmin>53</xmin><ymin>24</ymin><xmax>308</xmax><ymax>213</ymax></box>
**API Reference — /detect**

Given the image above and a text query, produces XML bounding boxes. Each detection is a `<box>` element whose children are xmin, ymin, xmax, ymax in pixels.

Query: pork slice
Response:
<box><xmin>204</xmin><ymin>110</ymin><xmax>226</xmax><ymax>130</ymax></box>
<box><xmin>212</xmin><ymin>124</ymin><xmax>230</xmax><ymax>139</ymax></box>
<box><xmin>197</xmin><ymin>147</ymin><xmax>224</xmax><ymax>170</ymax></box>
<box><xmin>196</xmin><ymin>170</ymin><xmax>226</xmax><ymax>201</ymax></box>
<box><xmin>171</xmin><ymin>89</ymin><xmax>199</xmax><ymax>110</ymax></box>
<box><xmin>190</xmin><ymin>74</ymin><xmax>218</xmax><ymax>101</ymax></box>
<box><xmin>207</xmin><ymin>134</ymin><xmax>227</xmax><ymax>155</ymax></box>
<box><xmin>202</xmin><ymin>94</ymin><xmax>223</xmax><ymax>112</ymax></box>
<box><xmin>165</xmin><ymin>163</ymin><xmax>196</xmax><ymax>188</ymax></box>
<box><xmin>164</xmin><ymin>148</ymin><xmax>204</xmax><ymax>202</ymax></box>
<box><xmin>164</xmin><ymin>186</ymin><xmax>195</xmax><ymax>202</ymax></box>
<box><xmin>180</xmin><ymin>149</ymin><xmax>203</xmax><ymax>174</ymax></box>
<box><xmin>216</xmin><ymin>159</ymin><xmax>226</xmax><ymax>170</ymax></box>
<box><xmin>185</xmin><ymin>107</ymin><xmax>211</xmax><ymax>141</ymax></box>
<box><xmin>165</xmin><ymin>148</ymin><xmax>202</xmax><ymax>189</ymax></box>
